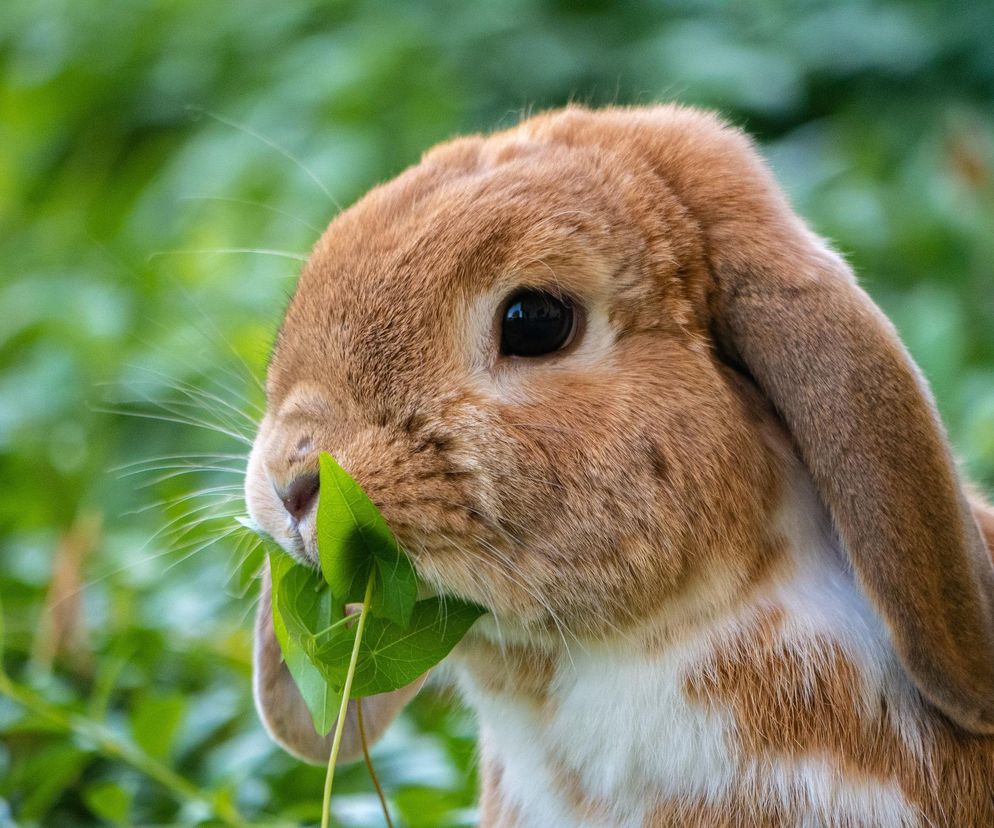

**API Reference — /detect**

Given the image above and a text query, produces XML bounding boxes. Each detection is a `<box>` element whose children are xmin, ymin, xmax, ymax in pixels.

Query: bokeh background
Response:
<box><xmin>2</xmin><ymin>1</ymin><xmax>993</xmax><ymax>825</ymax></box>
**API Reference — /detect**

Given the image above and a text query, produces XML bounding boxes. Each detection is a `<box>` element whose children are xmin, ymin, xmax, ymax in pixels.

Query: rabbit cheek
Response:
<box><xmin>619</xmin><ymin>366</ymin><xmax>787</xmax><ymax>629</ymax></box>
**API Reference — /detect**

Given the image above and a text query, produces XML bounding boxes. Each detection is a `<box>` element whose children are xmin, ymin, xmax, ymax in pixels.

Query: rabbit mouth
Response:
<box><xmin>284</xmin><ymin>522</ymin><xmax>317</xmax><ymax>568</ymax></box>
<box><xmin>283</xmin><ymin>493</ymin><xmax>320</xmax><ymax>565</ymax></box>
<box><xmin>254</xmin><ymin>510</ymin><xmax>316</xmax><ymax>569</ymax></box>
<box><xmin>243</xmin><ymin>472</ymin><xmax>320</xmax><ymax>571</ymax></box>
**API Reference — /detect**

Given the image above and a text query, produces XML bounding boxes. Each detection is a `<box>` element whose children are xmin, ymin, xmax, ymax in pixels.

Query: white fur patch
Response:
<box><xmin>452</xmin><ymin>467</ymin><xmax>925</xmax><ymax>827</ymax></box>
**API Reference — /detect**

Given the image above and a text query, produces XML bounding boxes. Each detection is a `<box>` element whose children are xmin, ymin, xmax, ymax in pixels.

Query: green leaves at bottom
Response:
<box><xmin>269</xmin><ymin>552</ymin><xmax>341</xmax><ymax>735</ymax></box>
<box><xmin>268</xmin><ymin>451</ymin><xmax>486</xmax><ymax>741</ymax></box>
<box><xmin>129</xmin><ymin>692</ymin><xmax>185</xmax><ymax>760</ymax></box>
<box><xmin>83</xmin><ymin>781</ymin><xmax>133</xmax><ymax>825</ymax></box>
<box><xmin>269</xmin><ymin>549</ymin><xmax>484</xmax><ymax>731</ymax></box>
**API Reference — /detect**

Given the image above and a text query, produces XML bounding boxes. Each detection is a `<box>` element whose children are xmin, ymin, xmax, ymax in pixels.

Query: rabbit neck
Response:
<box><xmin>451</xmin><ymin>468</ymin><xmax>942</xmax><ymax>827</ymax></box>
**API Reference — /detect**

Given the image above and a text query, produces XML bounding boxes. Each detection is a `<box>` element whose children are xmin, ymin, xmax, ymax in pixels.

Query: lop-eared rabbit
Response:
<box><xmin>245</xmin><ymin>105</ymin><xmax>994</xmax><ymax>827</ymax></box>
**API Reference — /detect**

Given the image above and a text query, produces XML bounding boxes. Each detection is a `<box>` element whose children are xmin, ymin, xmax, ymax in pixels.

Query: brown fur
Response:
<box><xmin>648</xmin><ymin>794</ymin><xmax>798</xmax><ymax>828</ymax></box>
<box><xmin>513</xmin><ymin>106</ymin><xmax>994</xmax><ymax>731</ymax></box>
<box><xmin>685</xmin><ymin>608</ymin><xmax>994</xmax><ymax>826</ymax></box>
<box><xmin>553</xmin><ymin>764</ymin><xmax>613</xmax><ymax>824</ymax></box>
<box><xmin>256</xmin><ymin>115</ymin><xmax>789</xmax><ymax>639</ymax></box>
<box><xmin>246</xmin><ymin>104</ymin><xmax>994</xmax><ymax>823</ymax></box>
<box><xmin>454</xmin><ymin>638</ymin><xmax>557</xmax><ymax>706</ymax></box>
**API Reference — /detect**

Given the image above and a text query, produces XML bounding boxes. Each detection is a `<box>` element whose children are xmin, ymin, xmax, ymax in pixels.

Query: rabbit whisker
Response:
<box><xmin>126</xmin><ymin>485</ymin><xmax>244</xmax><ymax>516</ymax></box>
<box><xmin>148</xmin><ymin>248</ymin><xmax>308</xmax><ymax>263</ymax></box>
<box><xmin>112</xmin><ymin>451</ymin><xmax>248</xmax><ymax>472</ymax></box>
<box><xmin>179</xmin><ymin>194</ymin><xmax>325</xmax><ymax>235</ymax></box>
<box><xmin>189</xmin><ymin>107</ymin><xmax>342</xmax><ymax>211</ymax></box>
<box><xmin>126</xmin><ymin>466</ymin><xmax>246</xmax><ymax>487</ymax></box>
<box><xmin>95</xmin><ymin>405</ymin><xmax>253</xmax><ymax>447</ymax></box>
<box><xmin>124</xmin><ymin>366</ymin><xmax>262</xmax><ymax>425</ymax></box>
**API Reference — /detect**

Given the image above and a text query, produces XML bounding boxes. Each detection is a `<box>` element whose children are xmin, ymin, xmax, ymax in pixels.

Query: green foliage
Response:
<box><xmin>317</xmin><ymin>454</ymin><xmax>417</xmax><ymax>628</ymax></box>
<box><xmin>331</xmin><ymin>601</ymin><xmax>485</xmax><ymax>699</ymax></box>
<box><xmin>274</xmin><ymin>452</ymin><xmax>483</xmax><ymax>713</ymax></box>
<box><xmin>1</xmin><ymin>0</ymin><xmax>993</xmax><ymax>825</ymax></box>
<box><xmin>129</xmin><ymin>692</ymin><xmax>186</xmax><ymax>761</ymax></box>
<box><xmin>270</xmin><ymin>550</ymin><xmax>343</xmax><ymax>736</ymax></box>
<box><xmin>82</xmin><ymin>781</ymin><xmax>132</xmax><ymax>825</ymax></box>
<box><xmin>269</xmin><ymin>453</ymin><xmax>484</xmax><ymax>826</ymax></box>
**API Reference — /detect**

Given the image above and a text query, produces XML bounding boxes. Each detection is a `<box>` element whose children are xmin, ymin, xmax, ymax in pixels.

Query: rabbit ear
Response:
<box><xmin>253</xmin><ymin>563</ymin><xmax>335</xmax><ymax>764</ymax></box>
<box><xmin>534</xmin><ymin>105</ymin><xmax>994</xmax><ymax>733</ymax></box>
<box><xmin>709</xmin><ymin>232</ymin><xmax>994</xmax><ymax>735</ymax></box>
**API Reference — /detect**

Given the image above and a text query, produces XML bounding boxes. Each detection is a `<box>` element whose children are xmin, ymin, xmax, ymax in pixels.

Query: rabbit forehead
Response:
<box><xmin>267</xmin><ymin>139</ymin><xmax>693</xmax><ymax>408</ymax></box>
<box><xmin>314</xmin><ymin>137</ymin><xmax>659</xmax><ymax>298</ymax></box>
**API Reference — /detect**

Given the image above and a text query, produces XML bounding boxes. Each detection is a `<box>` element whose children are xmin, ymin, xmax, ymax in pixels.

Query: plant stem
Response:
<box><xmin>321</xmin><ymin>574</ymin><xmax>374</xmax><ymax>828</ymax></box>
<box><xmin>356</xmin><ymin>698</ymin><xmax>394</xmax><ymax>828</ymax></box>
<box><xmin>311</xmin><ymin>613</ymin><xmax>353</xmax><ymax>639</ymax></box>
<box><xmin>0</xmin><ymin>669</ymin><xmax>247</xmax><ymax>827</ymax></box>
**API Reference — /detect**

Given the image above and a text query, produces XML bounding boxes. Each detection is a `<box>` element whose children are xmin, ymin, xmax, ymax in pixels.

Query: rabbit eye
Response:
<box><xmin>500</xmin><ymin>290</ymin><xmax>576</xmax><ymax>357</ymax></box>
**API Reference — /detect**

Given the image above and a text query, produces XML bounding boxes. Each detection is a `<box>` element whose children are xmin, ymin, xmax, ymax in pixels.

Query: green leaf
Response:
<box><xmin>271</xmin><ymin>457</ymin><xmax>486</xmax><ymax>752</ymax></box>
<box><xmin>317</xmin><ymin>452</ymin><xmax>417</xmax><ymax>627</ymax></box>
<box><xmin>311</xmin><ymin>597</ymin><xmax>485</xmax><ymax>697</ymax></box>
<box><xmin>372</xmin><ymin>550</ymin><xmax>418</xmax><ymax>629</ymax></box>
<box><xmin>269</xmin><ymin>552</ymin><xmax>341</xmax><ymax>736</ymax></box>
<box><xmin>0</xmin><ymin>589</ymin><xmax>5</xmax><ymax>664</ymax></box>
<box><xmin>394</xmin><ymin>785</ymin><xmax>465</xmax><ymax>828</ymax></box>
<box><xmin>275</xmin><ymin>557</ymin><xmax>341</xmax><ymax>660</ymax></box>
<box><xmin>129</xmin><ymin>692</ymin><xmax>185</xmax><ymax>761</ymax></box>
<box><xmin>83</xmin><ymin>781</ymin><xmax>132</xmax><ymax>824</ymax></box>
<box><xmin>13</xmin><ymin>742</ymin><xmax>92</xmax><ymax>820</ymax></box>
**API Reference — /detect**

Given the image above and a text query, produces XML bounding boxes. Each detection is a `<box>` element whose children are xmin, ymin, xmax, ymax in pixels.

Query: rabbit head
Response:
<box><xmin>246</xmin><ymin>104</ymin><xmax>994</xmax><ymax>737</ymax></box>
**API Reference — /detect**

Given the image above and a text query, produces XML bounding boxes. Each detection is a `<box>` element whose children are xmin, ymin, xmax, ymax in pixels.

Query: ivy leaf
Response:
<box><xmin>317</xmin><ymin>452</ymin><xmax>416</xmax><ymax>627</ymax></box>
<box><xmin>269</xmin><ymin>551</ymin><xmax>341</xmax><ymax>735</ymax></box>
<box><xmin>310</xmin><ymin>597</ymin><xmax>485</xmax><ymax>696</ymax></box>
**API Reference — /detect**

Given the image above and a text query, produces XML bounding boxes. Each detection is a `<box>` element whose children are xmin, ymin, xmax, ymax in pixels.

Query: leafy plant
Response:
<box><xmin>2</xmin><ymin>1</ymin><xmax>993</xmax><ymax>824</ymax></box>
<box><xmin>268</xmin><ymin>453</ymin><xmax>485</xmax><ymax>828</ymax></box>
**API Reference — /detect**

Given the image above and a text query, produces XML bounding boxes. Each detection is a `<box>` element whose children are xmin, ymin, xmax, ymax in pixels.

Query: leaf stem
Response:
<box><xmin>356</xmin><ymin>698</ymin><xmax>394</xmax><ymax>828</ymax></box>
<box><xmin>311</xmin><ymin>613</ymin><xmax>353</xmax><ymax>639</ymax></box>
<box><xmin>321</xmin><ymin>573</ymin><xmax>374</xmax><ymax>828</ymax></box>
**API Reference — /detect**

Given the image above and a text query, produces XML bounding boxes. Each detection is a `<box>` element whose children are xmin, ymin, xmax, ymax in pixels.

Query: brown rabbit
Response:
<box><xmin>245</xmin><ymin>104</ymin><xmax>994</xmax><ymax>826</ymax></box>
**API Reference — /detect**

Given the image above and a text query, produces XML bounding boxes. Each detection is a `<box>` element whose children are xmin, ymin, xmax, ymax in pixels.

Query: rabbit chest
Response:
<box><xmin>448</xmin><ymin>479</ymin><xmax>991</xmax><ymax>827</ymax></box>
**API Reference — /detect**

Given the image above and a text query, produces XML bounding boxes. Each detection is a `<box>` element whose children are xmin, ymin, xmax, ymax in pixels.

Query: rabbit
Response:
<box><xmin>244</xmin><ymin>104</ymin><xmax>994</xmax><ymax>827</ymax></box>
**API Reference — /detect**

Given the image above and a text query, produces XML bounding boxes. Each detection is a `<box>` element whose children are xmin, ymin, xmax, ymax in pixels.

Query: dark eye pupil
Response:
<box><xmin>500</xmin><ymin>290</ymin><xmax>575</xmax><ymax>357</ymax></box>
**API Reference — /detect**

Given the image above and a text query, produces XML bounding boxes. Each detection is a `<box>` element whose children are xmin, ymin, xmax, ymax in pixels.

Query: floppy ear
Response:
<box><xmin>533</xmin><ymin>104</ymin><xmax>994</xmax><ymax>733</ymax></box>
<box><xmin>253</xmin><ymin>559</ymin><xmax>428</xmax><ymax>763</ymax></box>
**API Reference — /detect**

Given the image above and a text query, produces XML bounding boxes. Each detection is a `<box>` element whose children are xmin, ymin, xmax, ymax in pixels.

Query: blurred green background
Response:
<box><xmin>1</xmin><ymin>0</ymin><xmax>993</xmax><ymax>825</ymax></box>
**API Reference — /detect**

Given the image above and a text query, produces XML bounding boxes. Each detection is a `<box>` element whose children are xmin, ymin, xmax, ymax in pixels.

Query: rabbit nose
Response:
<box><xmin>277</xmin><ymin>472</ymin><xmax>319</xmax><ymax>523</ymax></box>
